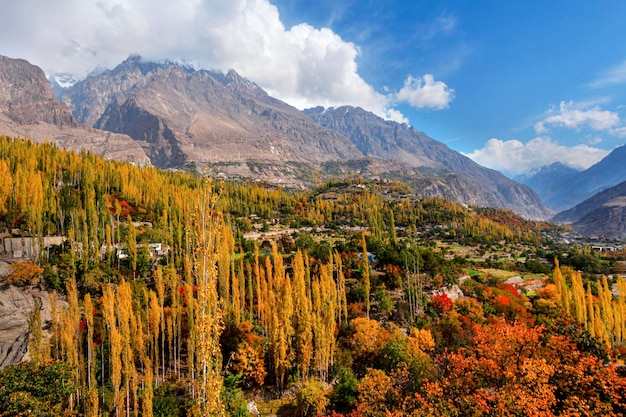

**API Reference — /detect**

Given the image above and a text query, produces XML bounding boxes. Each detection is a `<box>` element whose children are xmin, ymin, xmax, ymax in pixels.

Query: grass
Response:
<box><xmin>477</xmin><ymin>268</ymin><xmax>519</xmax><ymax>281</ymax></box>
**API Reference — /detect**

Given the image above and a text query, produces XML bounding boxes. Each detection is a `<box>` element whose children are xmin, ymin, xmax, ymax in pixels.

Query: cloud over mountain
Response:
<box><xmin>0</xmin><ymin>0</ymin><xmax>452</xmax><ymax>120</ymax></box>
<box><xmin>464</xmin><ymin>137</ymin><xmax>610</xmax><ymax>177</ymax></box>
<box><xmin>534</xmin><ymin>101</ymin><xmax>621</xmax><ymax>134</ymax></box>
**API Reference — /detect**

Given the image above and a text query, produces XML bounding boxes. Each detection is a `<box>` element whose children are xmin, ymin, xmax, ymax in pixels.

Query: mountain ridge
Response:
<box><xmin>561</xmin><ymin>180</ymin><xmax>626</xmax><ymax>240</ymax></box>
<box><xmin>541</xmin><ymin>145</ymin><xmax>626</xmax><ymax>212</ymax></box>
<box><xmin>1</xmin><ymin>54</ymin><xmax>552</xmax><ymax>219</ymax></box>
<box><xmin>305</xmin><ymin>105</ymin><xmax>552</xmax><ymax>219</ymax></box>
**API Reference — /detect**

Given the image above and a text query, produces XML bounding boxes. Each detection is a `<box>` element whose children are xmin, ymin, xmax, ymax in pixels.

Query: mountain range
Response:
<box><xmin>514</xmin><ymin>162</ymin><xmax>581</xmax><ymax>209</ymax></box>
<box><xmin>516</xmin><ymin>146</ymin><xmax>626</xmax><ymax>214</ymax></box>
<box><xmin>2</xmin><ymin>54</ymin><xmax>554</xmax><ymax>219</ymax></box>
<box><xmin>552</xmin><ymin>180</ymin><xmax>626</xmax><ymax>240</ymax></box>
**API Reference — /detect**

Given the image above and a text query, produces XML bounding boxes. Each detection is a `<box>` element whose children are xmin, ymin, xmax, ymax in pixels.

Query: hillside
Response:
<box><xmin>551</xmin><ymin>180</ymin><xmax>626</xmax><ymax>240</ymax></box>
<box><xmin>305</xmin><ymin>106</ymin><xmax>553</xmax><ymax>219</ymax></box>
<box><xmin>1</xmin><ymin>136</ymin><xmax>624</xmax><ymax>416</ymax></box>
<box><xmin>0</xmin><ymin>55</ymin><xmax>149</xmax><ymax>164</ymax></box>
<box><xmin>572</xmin><ymin>196</ymin><xmax>626</xmax><ymax>241</ymax></box>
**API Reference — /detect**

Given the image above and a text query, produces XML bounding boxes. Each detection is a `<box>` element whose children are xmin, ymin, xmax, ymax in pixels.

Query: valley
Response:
<box><xmin>1</xmin><ymin>137</ymin><xmax>626</xmax><ymax>416</ymax></box>
<box><xmin>1</xmin><ymin>53</ymin><xmax>626</xmax><ymax>416</ymax></box>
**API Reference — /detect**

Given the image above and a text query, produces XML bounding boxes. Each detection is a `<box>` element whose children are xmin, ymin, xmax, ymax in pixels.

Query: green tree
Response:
<box><xmin>0</xmin><ymin>360</ymin><xmax>77</xmax><ymax>416</ymax></box>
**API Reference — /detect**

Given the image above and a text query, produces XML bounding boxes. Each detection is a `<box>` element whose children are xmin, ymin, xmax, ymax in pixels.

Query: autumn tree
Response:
<box><xmin>189</xmin><ymin>179</ymin><xmax>225</xmax><ymax>416</ymax></box>
<box><xmin>361</xmin><ymin>234</ymin><xmax>371</xmax><ymax>318</ymax></box>
<box><xmin>292</xmin><ymin>250</ymin><xmax>313</xmax><ymax>380</ymax></box>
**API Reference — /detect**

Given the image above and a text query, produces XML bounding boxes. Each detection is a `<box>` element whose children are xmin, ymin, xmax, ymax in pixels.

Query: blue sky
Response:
<box><xmin>2</xmin><ymin>0</ymin><xmax>626</xmax><ymax>176</ymax></box>
<box><xmin>272</xmin><ymin>0</ymin><xmax>626</xmax><ymax>175</ymax></box>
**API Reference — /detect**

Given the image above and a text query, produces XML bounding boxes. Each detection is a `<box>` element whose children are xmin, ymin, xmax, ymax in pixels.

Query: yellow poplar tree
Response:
<box><xmin>361</xmin><ymin>234</ymin><xmax>371</xmax><ymax>317</ymax></box>
<box><xmin>190</xmin><ymin>180</ymin><xmax>225</xmax><ymax>417</ymax></box>
<box><xmin>83</xmin><ymin>294</ymin><xmax>99</xmax><ymax>417</ymax></box>
<box><xmin>292</xmin><ymin>250</ymin><xmax>313</xmax><ymax>379</ymax></box>
<box><xmin>334</xmin><ymin>251</ymin><xmax>348</xmax><ymax>326</ymax></box>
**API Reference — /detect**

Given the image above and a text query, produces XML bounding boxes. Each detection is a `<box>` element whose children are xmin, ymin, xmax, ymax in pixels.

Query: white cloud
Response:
<box><xmin>395</xmin><ymin>74</ymin><xmax>455</xmax><ymax>110</ymax></box>
<box><xmin>589</xmin><ymin>60</ymin><xmax>626</xmax><ymax>88</ymax></box>
<box><xmin>536</xmin><ymin>100</ymin><xmax>620</xmax><ymax>133</ymax></box>
<box><xmin>0</xmin><ymin>0</ymin><xmax>452</xmax><ymax>119</ymax></box>
<box><xmin>611</xmin><ymin>126</ymin><xmax>626</xmax><ymax>138</ymax></box>
<box><xmin>384</xmin><ymin>108</ymin><xmax>409</xmax><ymax>124</ymax></box>
<box><xmin>464</xmin><ymin>136</ymin><xmax>610</xmax><ymax>176</ymax></box>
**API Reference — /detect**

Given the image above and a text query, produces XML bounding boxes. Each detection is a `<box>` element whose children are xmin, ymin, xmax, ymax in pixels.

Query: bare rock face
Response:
<box><xmin>0</xmin><ymin>55</ymin><xmax>76</xmax><ymax>127</ymax></box>
<box><xmin>0</xmin><ymin>55</ymin><xmax>150</xmax><ymax>165</ymax></box>
<box><xmin>571</xmin><ymin>197</ymin><xmax>626</xmax><ymax>241</ymax></box>
<box><xmin>0</xmin><ymin>279</ymin><xmax>61</xmax><ymax>368</ymax></box>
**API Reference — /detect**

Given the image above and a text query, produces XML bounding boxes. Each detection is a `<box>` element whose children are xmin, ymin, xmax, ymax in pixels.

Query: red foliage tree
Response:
<box><xmin>430</xmin><ymin>293</ymin><xmax>454</xmax><ymax>315</ymax></box>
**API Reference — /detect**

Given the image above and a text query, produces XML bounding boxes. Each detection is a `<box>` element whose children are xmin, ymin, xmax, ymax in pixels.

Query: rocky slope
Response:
<box><xmin>541</xmin><ymin>145</ymin><xmax>626</xmax><ymax>212</ymax></box>
<box><xmin>0</xmin><ymin>55</ymin><xmax>149</xmax><ymax>164</ymax></box>
<box><xmin>551</xmin><ymin>180</ymin><xmax>626</xmax><ymax>240</ymax></box>
<box><xmin>0</xmin><ymin>275</ymin><xmax>62</xmax><ymax>368</ymax></box>
<box><xmin>63</xmin><ymin>56</ymin><xmax>361</xmax><ymax>184</ymax></box>
<box><xmin>305</xmin><ymin>106</ymin><xmax>553</xmax><ymax>220</ymax></box>
<box><xmin>570</xmin><ymin>198</ymin><xmax>626</xmax><ymax>241</ymax></box>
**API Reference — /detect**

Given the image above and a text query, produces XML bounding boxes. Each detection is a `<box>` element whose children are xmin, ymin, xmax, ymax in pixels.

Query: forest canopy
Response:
<box><xmin>1</xmin><ymin>136</ymin><xmax>625</xmax><ymax>416</ymax></box>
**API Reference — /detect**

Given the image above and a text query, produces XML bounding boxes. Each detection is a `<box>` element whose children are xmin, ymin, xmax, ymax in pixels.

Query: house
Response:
<box><xmin>1</xmin><ymin>236</ymin><xmax>66</xmax><ymax>258</ymax></box>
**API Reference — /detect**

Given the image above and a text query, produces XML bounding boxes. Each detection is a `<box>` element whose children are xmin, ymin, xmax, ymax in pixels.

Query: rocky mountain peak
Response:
<box><xmin>0</xmin><ymin>55</ymin><xmax>76</xmax><ymax>128</ymax></box>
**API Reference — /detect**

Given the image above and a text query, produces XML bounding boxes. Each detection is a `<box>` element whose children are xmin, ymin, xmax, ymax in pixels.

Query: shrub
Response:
<box><xmin>296</xmin><ymin>379</ymin><xmax>329</xmax><ymax>417</ymax></box>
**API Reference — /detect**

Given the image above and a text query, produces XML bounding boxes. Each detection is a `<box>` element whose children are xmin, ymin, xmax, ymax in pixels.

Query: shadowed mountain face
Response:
<box><xmin>305</xmin><ymin>106</ymin><xmax>553</xmax><ymax>220</ymax></box>
<box><xmin>0</xmin><ymin>56</ymin><xmax>75</xmax><ymax>128</ymax></box>
<box><xmin>552</xmin><ymin>180</ymin><xmax>626</xmax><ymax>240</ymax></box>
<box><xmin>571</xmin><ymin>198</ymin><xmax>626</xmax><ymax>241</ymax></box>
<box><xmin>0</xmin><ymin>55</ymin><xmax>149</xmax><ymax>164</ymax></box>
<box><xmin>536</xmin><ymin>145</ymin><xmax>626</xmax><ymax>212</ymax></box>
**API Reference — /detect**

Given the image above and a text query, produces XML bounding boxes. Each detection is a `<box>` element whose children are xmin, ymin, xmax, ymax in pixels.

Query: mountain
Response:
<box><xmin>514</xmin><ymin>162</ymin><xmax>581</xmax><ymax>208</ymax></box>
<box><xmin>541</xmin><ymin>145</ymin><xmax>626</xmax><ymax>212</ymax></box>
<box><xmin>62</xmin><ymin>56</ymin><xmax>363</xmax><ymax>184</ymax></box>
<box><xmin>553</xmin><ymin>180</ymin><xmax>626</xmax><ymax>240</ymax></box>
<box><xmin>305</xmin><ymin>106</ymin><xmax>553</xmax><ymax>219</ymax></box>
<box><xmin>3</xmin><ymin>54</ymin><xmax>552</xmax><ymax>219</ymax></box>
<box><xmin>0</xmin><ymin>55</ymin><xmax>149</xmax><ymax>164</ymax></box>
<box><xmin>554</xmin><ymin>178</ymin><xmax>626</xmax><ymax>221</ymax></box>
<box><xmin>47</xmin><ymin>72</ymin><xmax>81</xmax><ymax>98</ymax></box>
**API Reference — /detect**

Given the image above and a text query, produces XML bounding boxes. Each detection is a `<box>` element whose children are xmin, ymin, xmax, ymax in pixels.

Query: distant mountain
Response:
<box><xmin>304</xmin><ymin>106</ymin><xmax>553</xmax><ymax>219</ymax></box>
<box><xmin>552</xmin><ymin>180</ymin><xmax>626</xmax><ymax>240</ymax></box>
<box><xmin>47</xmin><ymin>72</ymin><xmax>81</xmax><ymax>97</ymax></box>
<box><xmin>540</xmin><ymin>145</ymin><xmax>626</xmax><ymax>212</ymax></box>
<box><xmin>0</xmin><ymin>55</ymin><xmax>149</xmax><ymax>164</ymax></box>
<box><xmin>553</xmin><ymin>179</ymin><xmax>626</xmax><ymax>223</ymax></box>
<box><xmin>514</xmin><ymin>162</ymin><xmax>581</xmax><ymax>208</ymax></box>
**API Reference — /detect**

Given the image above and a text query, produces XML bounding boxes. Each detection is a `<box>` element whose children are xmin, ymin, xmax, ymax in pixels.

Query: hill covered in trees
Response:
<box><xmin>1</xmin><ymin>136</ymin><xmax>626</xmax><ymax>416</ymax></box>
